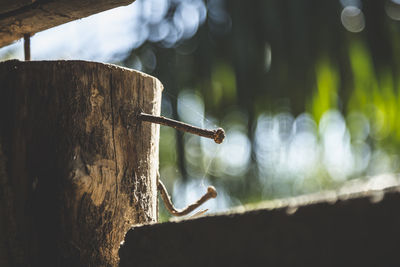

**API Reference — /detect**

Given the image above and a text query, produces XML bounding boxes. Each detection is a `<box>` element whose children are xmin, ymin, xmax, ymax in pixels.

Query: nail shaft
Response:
<box><xmin>138</xmin><ymin>112</ymin><xmax>225</xmax><ymax>144</ymax></box>
<box><xmin>24</xmin><ymin>34</ymin><xmax>31</xmax><ymax>61</ymax></box>
<box><xmin>158</xmin><ymin>179</ymin><xmax>217</xmax><ymax>217</ymax></box>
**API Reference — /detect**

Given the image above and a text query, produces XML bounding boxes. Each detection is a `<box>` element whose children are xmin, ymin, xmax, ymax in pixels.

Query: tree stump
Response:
<box><xmin>0</xmin><ymin>60</ymin><xmax>162</xmax><ymax>267</ymax></box>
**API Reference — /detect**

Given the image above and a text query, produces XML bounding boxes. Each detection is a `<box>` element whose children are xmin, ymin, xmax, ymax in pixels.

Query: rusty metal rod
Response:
<box><xmin>158</xmin><ymin>179</ymin><xmax>217</xmax><ymax>217</ymax></box>
<box><xmin>24</xmin><ymin>33</ymin><xmax>31</xmax><ymax>61</ymax></box>
<box><xmin>138</xmin><ymin>112</ymin><xmax>225</xmax><ymax>144</ymax></box>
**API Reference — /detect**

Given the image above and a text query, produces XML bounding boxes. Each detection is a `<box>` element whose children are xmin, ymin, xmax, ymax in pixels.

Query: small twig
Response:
<box><xmin>138</xmin><ymin>112</ymin><xmax>225</xmax><ymax>144</ymax></box>
<box><xmin>24</xmin><ymin>34</ymin><xmax>31</xmax><ymax>61</ymax></box>
<box><xmin>157</xmin><ymin>178</ymin><xmax>217</xmax><ymax>217</ymax></box>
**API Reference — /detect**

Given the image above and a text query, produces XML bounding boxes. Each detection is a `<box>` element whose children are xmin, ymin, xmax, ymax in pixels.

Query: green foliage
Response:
<box><xmin>134</xmin><ymin>0</ymin><xmax>400</xmax><ymax>212</ymax></box>
<box><xmin>310</xmin><ymin>57</ymin><xmax>339</xmax><ymax>122</ymax></box>
<box><xmin>210</xmin><ymin>62</ymin><xmax>237</xmax><ymax>108</ymax></box>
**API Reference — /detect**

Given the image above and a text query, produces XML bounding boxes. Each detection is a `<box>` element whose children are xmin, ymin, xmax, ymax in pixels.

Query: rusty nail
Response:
<box><xmin>138</xmin><ymin>112</ymin><xmax>225</xmax><ymax>144</ymax></box>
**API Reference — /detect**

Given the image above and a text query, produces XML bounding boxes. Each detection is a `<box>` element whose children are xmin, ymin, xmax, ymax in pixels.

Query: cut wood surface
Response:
<box><xmin>0</xmin><ymin>60</ymin><xmax>162</xmax><ymax>267</ymax></box>
<box><xmin>120</xmin><ymin>177</ymin><xmax>400</xmax><ymax>267</ymax></box>
<box><xmin>0</xmin><ymin>0</ymin><xmax>135</xmax><ymax>48</ymax></box>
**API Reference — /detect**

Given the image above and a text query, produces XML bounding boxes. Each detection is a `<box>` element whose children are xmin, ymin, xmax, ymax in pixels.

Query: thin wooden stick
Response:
<box><xmin>138</xmin><ymin>112</ymin><xmax>225</xmax><ymax>144</ymax></box>
<box><xmin>157</xmin><ymin>178</ymin><xmax>217</xmax><ymax>217</ymax></box>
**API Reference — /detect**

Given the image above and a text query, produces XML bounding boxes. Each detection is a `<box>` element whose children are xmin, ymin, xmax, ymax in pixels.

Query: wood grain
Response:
<box><xmin>0</xmin><ymin>60</ymin><xmax>162</xmax><ymax>266</ymax></box>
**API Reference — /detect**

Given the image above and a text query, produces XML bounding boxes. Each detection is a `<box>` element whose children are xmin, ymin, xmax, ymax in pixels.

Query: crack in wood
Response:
<box><xmin>109</xmin><ymin>73</ymin><xmax>119</xmax><ymax>195</ymax></box>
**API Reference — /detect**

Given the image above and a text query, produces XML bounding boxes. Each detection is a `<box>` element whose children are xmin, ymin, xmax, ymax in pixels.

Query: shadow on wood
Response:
<box><xmin>120</xmin><ymin>185</ymin><xmax>400</xmax><ymax>267</ymax></box>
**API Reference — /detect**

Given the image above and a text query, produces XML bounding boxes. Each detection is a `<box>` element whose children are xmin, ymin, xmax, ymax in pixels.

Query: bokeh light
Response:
<box><xmin>341</xmin><ymin>6</ymin><xmax>365</xmax><ymax>33</ymax></box>
<box><xmin>2</xmin><ymin>0</ymin><xmax>400</xmax><ymax>220</ymax></box>
<box><xmin>0</xmin><ymin>0</ymin><xmax>208</xmax><ymax>63</ymax></box>
<box><xmin>385</xmin><ymin>0</ymin><xmax>400</xmax><ymax>20</ymax></box>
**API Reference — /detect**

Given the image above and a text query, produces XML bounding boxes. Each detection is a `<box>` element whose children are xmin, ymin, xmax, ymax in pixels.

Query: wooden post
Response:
<box><xmin>0</xmin><ymin>60</ymin><xmax>162</xmax><ymax>267</ymax></box>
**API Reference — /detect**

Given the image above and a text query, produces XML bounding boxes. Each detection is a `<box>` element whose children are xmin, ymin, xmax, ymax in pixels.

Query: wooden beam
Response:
<box><xmin>0</xmin><ymin>0</ymin><xmax>135</xmax><ymax>48</ymax></box>
<box><xmin>120</xmin><ymin>185</ymin><xmax>400</xmax><ymax>267</ymax></box>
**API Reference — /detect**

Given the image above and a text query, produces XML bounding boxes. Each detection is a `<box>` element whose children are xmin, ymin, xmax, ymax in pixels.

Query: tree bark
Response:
<box><xmin>0</xmin><ymin>0</ymin><xmax>136</xmax><ymax>48</ymax></box>
<box><xmin>0</xmin><ymin>60</ymin><xmax>162</xmax><ymax>267</ymax></box>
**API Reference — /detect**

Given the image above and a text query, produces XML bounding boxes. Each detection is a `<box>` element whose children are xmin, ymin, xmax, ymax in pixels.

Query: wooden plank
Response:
<box><xmin>0</xmin><ymin>0</ymin><xmax>33</xmax><ymax>14</ymax></box>
<box><xmin>0</xmin><ymin>0</ymin><xmax>135</xmax><ymax>48</ymax></box>
<box><xmin>120</xmin><ymin>185</ymin><xmax>400</xmax><ymax>267</ymax></box>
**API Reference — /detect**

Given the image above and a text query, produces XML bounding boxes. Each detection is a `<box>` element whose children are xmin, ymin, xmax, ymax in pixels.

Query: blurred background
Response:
<box><xmin>2</xmin><ymin>0</ymin><xmax>400</xmax><ymax>220</ymax></box>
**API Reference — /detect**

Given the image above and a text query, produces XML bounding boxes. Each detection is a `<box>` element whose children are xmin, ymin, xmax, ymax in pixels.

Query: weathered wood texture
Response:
<box><xmin>0</xmin><ymin>0</ymin><xmax>135</xmax><ymax>48</ymax></box>
<box><xmin>0</xmin><ymin>60</ymin><xmax>162</xmax><ymax>267</ymax></box>
<box><xmin>120</xmin><ymin>186</ymin><xmax>400</xmax><ymax>267</ymax></box>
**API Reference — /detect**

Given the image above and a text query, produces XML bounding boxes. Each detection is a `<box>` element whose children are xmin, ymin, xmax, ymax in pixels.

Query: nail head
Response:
<box><xmin>207</xmin><ymin>186</ymin><xmax>218</xmax><ymax>198</ymax></box>
<box><xmin>214</xmin><ymin>128</ymin><xmax>225</xmax><ymax>144</ymax></box>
